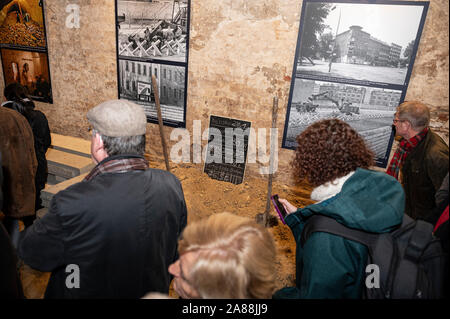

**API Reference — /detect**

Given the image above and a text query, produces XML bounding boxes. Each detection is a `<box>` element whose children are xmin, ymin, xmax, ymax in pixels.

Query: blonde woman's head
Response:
<box><xmin>168</xmin><ymin>212</ymin><xmax>277</xmax><ymax>299</ymax></box>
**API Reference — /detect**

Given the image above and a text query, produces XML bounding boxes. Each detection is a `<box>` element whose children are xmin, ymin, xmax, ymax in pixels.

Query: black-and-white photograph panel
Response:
<box><xmin>283</xmin><ymin>78</ymin><xmax>401</xmax><ymax>164</ymax></box>
<box><xmin>295</xmin><ymin>1</ymin><xmax>428</xmax><ymax>86</ymax></box>
<box><xmin>116</xmin><ymin>0</ymin><xmax>189</xmax><ymax>63</ymax></box>
<box><xmin>118</xmin><ymin>59</ymin><xmax>186</xmax><ymax>126</ymax></box>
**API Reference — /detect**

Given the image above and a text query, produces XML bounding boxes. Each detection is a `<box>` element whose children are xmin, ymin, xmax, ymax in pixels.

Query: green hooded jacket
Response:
<box><xmin>274</xmin><ymin>168</ymin><xmax>405</xmax><ymax>299</ymax></box>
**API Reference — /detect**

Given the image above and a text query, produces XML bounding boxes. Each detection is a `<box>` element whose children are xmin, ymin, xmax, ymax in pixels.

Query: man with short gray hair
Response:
<box><xmin>388</xmin><ymin>100</ymin><xmax>448</xmax><ymax>220</ymax></box>
<box><xmin>18</xmin><ymin>100</ymin><xmax>187</xmax><ymax>298</ymax></box>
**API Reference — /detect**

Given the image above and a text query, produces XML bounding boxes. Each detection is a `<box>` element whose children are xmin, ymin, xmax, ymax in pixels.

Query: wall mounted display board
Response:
<box><xmin>282</xmin><ymin>0</ymin><xmax>429</xmax><ymax>167</ymax></box>
<box><xmin>0</xmin><ymin>0</ymin><xmax>52</xmax><ymax>103</ymax></box>
<box><xmin>204</xmin><ymin>115</ymin><xmax>252</xmax><ymax>185</ymax></box>
<box><xmin>115</xmin><ymin>0</ymin><xmax>190</xmax><ymax>128</ymax></box>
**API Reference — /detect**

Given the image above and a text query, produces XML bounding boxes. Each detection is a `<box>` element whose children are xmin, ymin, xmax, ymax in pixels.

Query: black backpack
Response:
<box><xmin>301</xmin><ymin>214</ymin><xmax>447</xmax><ymax>299</ymax></box>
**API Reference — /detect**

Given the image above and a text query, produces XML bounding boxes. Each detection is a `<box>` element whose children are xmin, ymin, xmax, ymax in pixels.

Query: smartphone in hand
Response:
<box><xmin>271</xmin><ymin>194</ymin><xmax>288</xmax><ymax>224</ymax></box>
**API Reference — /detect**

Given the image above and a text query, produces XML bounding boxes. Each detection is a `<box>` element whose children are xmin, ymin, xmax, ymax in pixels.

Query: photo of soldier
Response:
<box><xmin>1</xmin><ymin>47</ymin><xmax>52</xmax><ymax>103</ymax></box>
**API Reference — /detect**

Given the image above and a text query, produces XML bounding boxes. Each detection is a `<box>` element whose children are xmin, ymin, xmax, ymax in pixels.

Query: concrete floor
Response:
<box><xmin>20</xmin><ymin>264</ymin><xmax>50</xmax><ymax>299</ymax></box>
<box><xmin>1</xmin><ymin>214</ymin><xmax>49</xmax><ymax>299</ymax></box>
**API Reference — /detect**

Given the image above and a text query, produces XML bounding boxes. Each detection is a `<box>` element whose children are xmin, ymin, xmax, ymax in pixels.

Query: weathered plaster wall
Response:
<box><xmin>0</xmin><ymin>0</ymin><xmax>448</xmax><ymax>185</ymax></box>
<box><xmin>1</xmin><ymin>0</ymin><xmax>117</xmax><ymax>136</ymax></box>
<box><xmin>404</xmin><ymin>0</ymin><xmax>449</xmax><ymax>144</ymax></box>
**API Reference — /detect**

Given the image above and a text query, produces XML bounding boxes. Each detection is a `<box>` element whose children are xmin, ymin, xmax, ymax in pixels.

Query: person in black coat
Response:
<box><xmin>0</xmin><ymin>151</ymin><xmax>3</xmax><ymax>209</ymax></box>
<box><xmin>3</xmin><ymin>83</ymin><xmax>51</xmax><ymax>225</ymax></box>
<box><xmin>432</xmin><ymin>172</ymin><xmax>449</xmax><ymax>299</ymax></box>
<box><xmin>18</xmin><ymin>100</ymin><xmax>187</xmax><ymax>298</ymax></box>
<box><xmin>0</xmin><ymin>151</ymin><xmax>25</xmax><ymax>298</ymax></box>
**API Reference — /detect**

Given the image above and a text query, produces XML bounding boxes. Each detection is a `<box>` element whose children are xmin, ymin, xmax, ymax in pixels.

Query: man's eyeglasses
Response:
<box><xmin>393</xmin><ymin>119</ymin><xmax>406</xmax><ymax>124</ymax></box>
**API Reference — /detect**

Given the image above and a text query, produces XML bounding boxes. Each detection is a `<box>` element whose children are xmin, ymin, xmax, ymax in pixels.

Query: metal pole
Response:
<box><xmin>329</xmin><ymin>8</ymin><xmax>341</xmax><ymax>73</ymax></box>
<box><xmin>264</xmin><ymin>96</ymin><xmax>278</xmax><ymax>225</ymax></box>
<box><xmin>151</xmin><ymin>75</ymin><xmax>171</xmax><ymax>172</ymax></box>
<box><xmin>256</xmin><ymin>96</ymin><xmax>279</xmax><ymax>227</ymax></box>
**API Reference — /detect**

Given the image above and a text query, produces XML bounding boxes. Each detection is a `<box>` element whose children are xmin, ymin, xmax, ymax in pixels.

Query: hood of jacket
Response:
<box><xmin>301</xmin><ymin>168</ymin><xmax>404</xmax><ymax>233</ymax></box>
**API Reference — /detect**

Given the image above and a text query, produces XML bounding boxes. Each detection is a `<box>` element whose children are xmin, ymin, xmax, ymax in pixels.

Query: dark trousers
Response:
<box><xmin>2</xmin><ymin>216</ymin><xmax>20</xmax><ymax>249</ymax></box>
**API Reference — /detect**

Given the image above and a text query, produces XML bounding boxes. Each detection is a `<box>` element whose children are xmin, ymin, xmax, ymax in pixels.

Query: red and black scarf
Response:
<box><xmin>386</xmin><ymin>127</ymin><xmax>428</xmax><ymax>180</ymax></box>
<box><xmin>84</xmin><ymin>155</ymin><xmax>148</xmax><ymax>182</ymax></box>
<box><xmin>434</xmin><ymin>205</ymin><xmax>449</xmax><ymax>233</ymax></box>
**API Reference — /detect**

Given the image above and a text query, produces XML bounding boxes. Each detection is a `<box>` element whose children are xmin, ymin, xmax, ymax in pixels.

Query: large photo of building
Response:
<box><xmin>295</xmin><ymin>1</ymin><xmax>426</xmax><ymax>86</ymax></box>
<box><xmin>118</xmin><ymin>59</ymin><xmax>185</xmax><ymax>126</ymax></box>
<box><xmin>284</xmin><ymin>0</ymin><xmax>429</xmax><ymax>167</ymax></box>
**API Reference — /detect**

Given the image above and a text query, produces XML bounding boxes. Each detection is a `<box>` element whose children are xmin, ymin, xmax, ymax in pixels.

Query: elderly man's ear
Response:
<box><xmin>91</xmin><ymin>133</ymin><xmax>108</xmax><ymax>164</ymax></box>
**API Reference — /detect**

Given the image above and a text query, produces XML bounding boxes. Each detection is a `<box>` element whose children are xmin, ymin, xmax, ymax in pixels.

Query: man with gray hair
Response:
<box><xmin>18</xmin><ymin>100</ymin><xmax>187</xmax><ymax>298</ymax></box>
<box><xmin>388</xmin><ymin>100</ymin><xmax>448</xmax><ymax>220</ymax></box>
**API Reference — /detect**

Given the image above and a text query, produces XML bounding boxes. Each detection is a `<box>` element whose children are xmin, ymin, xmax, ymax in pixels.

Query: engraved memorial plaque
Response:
<box><xmin>203</xmin><ymin>115</ymin><xmax>251</xmax><ymax>185</ymax></box>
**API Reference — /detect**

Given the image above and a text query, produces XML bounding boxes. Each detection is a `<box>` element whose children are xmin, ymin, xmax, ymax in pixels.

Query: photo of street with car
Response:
<box><xmin>283</xmin><ymin>79</ymin><xmax>401</xmax><ymax>161</ymax></box>
<box><xmin>295</xmin><ymin>1</ymin><xmax>425</xmax><ymax>86</ymax></box>
<box><xmin>283</xmin><ymin>0</ymin><xmax>428</xmax><ymax>166</ymax></box>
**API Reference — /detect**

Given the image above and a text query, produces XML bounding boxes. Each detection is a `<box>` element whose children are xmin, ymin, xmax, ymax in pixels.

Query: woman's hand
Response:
<box><xmin>278</xmin><ymin>198</ymin><xmax>298</xmax><ymax>215</ymax></box>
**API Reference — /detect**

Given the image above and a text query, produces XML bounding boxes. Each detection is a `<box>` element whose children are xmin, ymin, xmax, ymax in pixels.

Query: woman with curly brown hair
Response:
<box><xmin>273</xmin><ymin>119</ymin><xmax>405</xmax><ymax>299</ymax></box>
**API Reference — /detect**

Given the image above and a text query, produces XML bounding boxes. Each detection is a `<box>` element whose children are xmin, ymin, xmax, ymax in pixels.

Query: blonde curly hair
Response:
<box><xmin>178</xmin><ymin>212</ymin><xmax>277</xmax><ymax>299</ymax></box>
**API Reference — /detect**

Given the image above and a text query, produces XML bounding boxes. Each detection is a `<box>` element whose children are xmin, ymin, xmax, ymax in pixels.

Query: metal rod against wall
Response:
<box><xmin>256</xmin><ymin>96</ymin><xmax>279</xmax><ymax>227</ymax></box>
<box><xmin>263</xmin><ymin>96</ymin><xmax>278</xmax><ymax>226</ymax></box>
<box><xmin>151</xmin><ymin>75</ymin><xmax>171</xmax><ymax>172</ymax></box>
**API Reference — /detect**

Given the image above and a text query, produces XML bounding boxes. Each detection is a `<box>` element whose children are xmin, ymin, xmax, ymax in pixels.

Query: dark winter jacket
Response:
<box><xmin>3</xmin><ymin>100</ymin><xmax>51</xmax><ymax>209</ymax></box>
<box><xmin>0</xmin><ymin>223</ymin><xmax>24</xmax><ymax>298</ymax></box>
<box><xmin>18</xmin><ymin>156</ymin><xmax>187</xmax><ymax>298</ymax></box>
<box><xmin>401</xmin><ymin>129</ymin><xmax>448</xmax><ymax>220</ymax></box>
<box><xmin>25</xmin><ymin>109</ymin><xmax>51</xmax><ymax>208</ymax></box>
<box><xmin>274</xmin><ymin>168</ymin><xmax>404</xmax><ymax>299</ymax></box>
<box><xmin>0</xmin><ymin>151</ymin><xmax>3</xmax><ymax>210</ymax></box>
<box><xmin>0</xmin><ymin>107</ymin><xmax>37</xmax><ymax>218</ymax></box>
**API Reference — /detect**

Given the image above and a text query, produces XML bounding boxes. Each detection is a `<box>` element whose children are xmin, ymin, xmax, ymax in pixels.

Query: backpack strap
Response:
<box><xmin>300</xmin><ymin>215</ymin><xmax>379</xmax><ymax>252</ymax></box>
<box><xmin>391</xmin><ymin>217</ymin><xmax>439</xmax><ymax>298</ymax></box>
<box><xmin>404</xmin><ymin>219</ymin><xmax>434</xmax><ymax>262</ymax></box>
